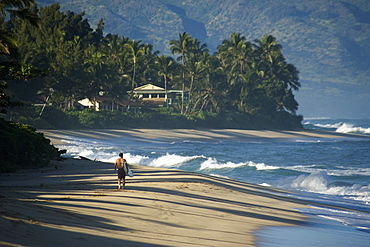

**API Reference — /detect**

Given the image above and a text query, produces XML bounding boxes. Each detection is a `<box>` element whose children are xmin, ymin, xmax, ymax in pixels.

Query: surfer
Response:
<box><xmin>114</xmin><ymin>153</ymin><xmax>128</xmax><ymax>190</ymax></box>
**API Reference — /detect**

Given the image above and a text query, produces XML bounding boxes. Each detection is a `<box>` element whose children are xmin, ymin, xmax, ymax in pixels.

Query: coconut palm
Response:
<box><xmin>218</xmin><ymin>32</ymin><xmax>253</xmax><ymax>78</ymax></box>
<box><xmin>124</xmin><ymin>40</ymin><xmax>145</xmax><ymax>92</ymax></box>
<box><xmin>140</xmin><ymin>43</ymin><xmax>159</xmax><ymax>85</ymax></box>
<box><xmin>217</xmin><ymin>32</ymin><xmax>254</xmax><ymax>110</ymax></box>
<box><xmin>169</xmin><ymin>32</ymin><xmax>192</xmax><ymax>114</ymax></box>
<box><xmin>155</xmin><ymin>55</ymin><xmax>176</xmax><ymax>107</ymax></box>
<box><xmin>253</xmin><ymin>35</ymin><xmax>300</xmax><ymax>112</ymax></box>
<box><xmin>0</xmin><ymin>0</ymin><xmax>40</xmax><ymax>113</ymax></box>
<box><xmin>192</xmin><ymin>55</ymin><xmax>227</xmax><ymax>113</ymax></box>
<box><xmin>183</xmin><ymin>52</ymin><xmax>208</xmax><ymax>114</ymax></box>
<box><xmin>0</xmin><ymin>0</ymin><xmax>39</xmax><ymax>56</ymax></box>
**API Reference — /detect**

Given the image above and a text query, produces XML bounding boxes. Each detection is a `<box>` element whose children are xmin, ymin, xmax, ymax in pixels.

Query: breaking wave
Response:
<box><xmin>304</xmin><ymin>121</ymin><xmax>370</xmax><ymax>135</ymax></box>
<box><xmin>279</xmin><ymin>171</ymin><xmax>370</xmax><ymax>203</ymax></box>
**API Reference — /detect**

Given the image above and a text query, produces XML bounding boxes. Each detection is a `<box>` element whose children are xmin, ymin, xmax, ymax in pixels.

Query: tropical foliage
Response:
<box><xmin>37</xmin><ymin>0</ymin><xmax>370</xmax><ymax>87</ymax></box>
<box><xmin>2</xmin><ymin>3</ymin><xmax>303</xmax><ymax>130</ymax></box>
<box><xmin>0</xmin><ymin>0</ymin><xmax>44</xmax><ymax>114</ymax></box>
<box><xmin>0</xmin><ymin>0</ymin><xmax>62</xmax><ymax>172</ymax></box>
<box><xmin>0</xmin><ymin>117</ymin><xmax>62</xmax><ymax>172</ymax></box>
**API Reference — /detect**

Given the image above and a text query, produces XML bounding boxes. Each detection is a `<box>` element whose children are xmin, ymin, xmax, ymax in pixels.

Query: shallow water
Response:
<box><xmin>256</xmin><ymin>215</ymin><xmax>370</xmax><ymax>247</ymax></box>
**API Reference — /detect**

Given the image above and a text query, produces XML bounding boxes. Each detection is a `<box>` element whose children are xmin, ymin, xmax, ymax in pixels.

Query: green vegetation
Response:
<box><xmin>4</xmin><ymin>3</ymin><xmax>303</xmax><ymax>130</ymax></box>
<box><xmin>36</xmin><ymin>0</ymin><xmax>370</xmax><ymax>118</ymax></box>
<box><xmin>0</xmin><ymin>118</ymin><xmax>62</xmax><ymax>172</ymax></box>
<box><xmin>37</xmin><ymin>0</ymin><xmax>370</xmax><ymax>87</ymax></box>
<box><xmin>6</xmin><ymin>105</ymin><xmax>302</xmax><ymax>130</ymax></box>
<box><xmin>1</xmin><ymin>2</ymin><xmax>306</xmax><ymax>171</ymax></box>
<box><xmin>0</xmin><ymin>0</ymin><xmax>62</xmax><ymax>172</ymax></box>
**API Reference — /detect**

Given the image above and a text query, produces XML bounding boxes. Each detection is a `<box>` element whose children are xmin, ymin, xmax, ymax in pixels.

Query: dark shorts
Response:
<box><xmin>118</xmin><ymin>168</ymin><xmax>125</xmax><ymax>179</ymax></box>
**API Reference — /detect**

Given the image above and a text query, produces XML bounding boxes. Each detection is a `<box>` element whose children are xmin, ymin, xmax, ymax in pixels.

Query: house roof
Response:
<box><xmin>132</xmin><ymin>84</ymin><xmax>188</xmax><ymax>94</ymax></box>
<box><xmin>134</xmin><ymin>84</ymin><xmax>164</xmax><ymax>91</ymax></box>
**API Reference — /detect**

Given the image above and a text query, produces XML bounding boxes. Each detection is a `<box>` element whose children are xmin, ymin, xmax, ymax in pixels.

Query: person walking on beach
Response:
<box><xmin>114</xmin><ymin>153</ymin><xmax>128</xmax><ymax>190</ymax></box>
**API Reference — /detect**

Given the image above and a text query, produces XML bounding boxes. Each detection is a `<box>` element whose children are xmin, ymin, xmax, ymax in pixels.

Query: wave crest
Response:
<box><xmin>199</xmin><ymin>158</ymin><xmax>245</xmax><ymax>170</ymax></box>
<box><xmin>304</xmin><ymin>121</ymin><xmax>370</xmax><ymax>134</ymax></box>
<box><xmin>247</xmin><ymin>161</ymin><xmax>279</xmax><ymax>170</ymax></box>
<box><xmin>146</xmin><ymin>153</ymin><xmax>202</xmax><ymax>168</ymax></box>
<box><xmin>336</xmin><ymin>123</ymin><xmax>370</xmax><ymax>134</ymax></box>
<box><xmin>282</xmin><ymin>171</ymin><xmax>370</xmax><ymax>203</ymax></box>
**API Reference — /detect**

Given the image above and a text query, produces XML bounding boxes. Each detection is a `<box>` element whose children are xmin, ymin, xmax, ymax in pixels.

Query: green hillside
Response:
<box><xmin>36</xmin><ymin>0</ymin><xmax>370</xmax><ymax>117</ymax></box>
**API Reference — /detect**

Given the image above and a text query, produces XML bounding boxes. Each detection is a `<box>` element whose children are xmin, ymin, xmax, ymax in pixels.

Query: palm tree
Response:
<box><xmin>217</xmin><ymin>32</ymin><xmax>253</xmax><ymax>110</ymax></box>
<box><xmin>140</xmin><ymin>43</ymin><xmax>159</xmax><ymax>86</ymax></box>
<box><xmin>253</xmin><ymin>35</ymin><xmax>300</xmax><ymax>114</ymax></box>
<box><xmin>253</xmin><ymin>35</ymin><xmax>282</xmax><ymax>67</ymax></box>
<box><xmin>192</xmin><ymin>55</ymin><xmax>227</xmax><ymax>113</ymax></box>
<box><xmin>0</xmin><ymin>0</ymin><xmax>40</xmax><ymax>25</ymax></box>
<box><xmin>218</xmin><ymin>32</ymin><xmax>252</xmax><ymax>77</ymax></box>
<box><xmin>189</xmin><ymin>37</ymin><xmax>209</xmax><ymax>56</ymax></box>
<box><xmin>124</xmin><ymin>40</ymin><xmax>145</xmax><ymax>92</ymax></box>
<box><xmin>102</xmin><ymin>34</ymin><xmax>125</xmax><ymax>71</ymax></box>
<box><xmin>169</xmin><ymin>32</ymin><xmax>192</xmax><ymax>114</ymax></box>
<box><xmin>184</xmin><ymin>52</ymin><xmax>208</xmax><ymax>114</ymax></box>
<box><xmin>0</xmin><ymin>0</ymin><xmax>39</xmax><ymax>56</ymax></box>
<box><xmin>0</xmin><ymin>0</ymin><xmax>40</xmax><ymax>113</ymax></box>
<box><xmin>155</xmin><ymin>55</ymin><xmax>176</xmax><ymax>107</ymax></box>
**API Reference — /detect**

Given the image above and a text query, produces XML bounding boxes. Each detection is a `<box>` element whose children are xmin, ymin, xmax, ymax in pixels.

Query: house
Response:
<box><xmin>77</xmin><ymin>84</ymin><xmax>187</xmax><ymax>111</ymax></box>
<box><xmin>131</xmin><ymin>84</ymin><xmax>187</xmax><ymax>106</ymax></box>
<box><xmin>77</xmin><ymin>96</ymin><xmax>142</xmax><ymax>112</ymax></box>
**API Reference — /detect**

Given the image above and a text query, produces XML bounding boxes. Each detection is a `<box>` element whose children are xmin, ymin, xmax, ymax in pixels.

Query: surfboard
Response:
<box><xmin>128</xmin><ymin>167</ymin><xmax>134</xmax><ymax>177</ymax></box>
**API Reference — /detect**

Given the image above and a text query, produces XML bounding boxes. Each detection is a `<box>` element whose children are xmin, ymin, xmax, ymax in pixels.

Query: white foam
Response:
<box><xmin>316</xmin><ymin>122</ymin><xmax>344</xmax><ymax>129</ymax></box>
<box><xmin>304</xmin><ymin>121</ymin><xmax>370</xmax><ymax>135</ymax></box>
<box><xmin>199</xmin><ymin>158</ymin><xmax>245</xmax><ymax>170</ymax></box>
<box><xmin>209</xmin><ymin>173</ymin><xmax>230</xmax><ymax>179</ymax></box>
<box><xmin>278</xmin><ymin>164</ymin><xmax>370</xmax><ymax>177</ymax></box>
<box><xmin>284</xmin><ymin>164</ymin><xmax>321</xmax><ymax>174</ymax></box>
<box><xmin>259</xmin><ymin>183</ymin><xmax>272</xmax><ymax>187</ymax></box>
<box><xmin>247</xmin><ymin>161</ymin><xmax>280</xmax><ymax>170</ymax></box>
<box><xmin>290</xmin><ymin>172</ymin><xmax>329</xmax><ymax>191</ymax></box>
<box><xmin>282</xmin><ymin>172</ymin><xmax>370</xmax><ymax>203</ymax></box>
<box><xmin>299</xmin><ymin>206</ymin><xmax>370</xmax><ymax>230</ymax></box>
<box><xmin>336</xmin><ymin>123</ymin><xmax>370</xmax><ymax>134</ymax></box>
<box><xmin>146</xmin><ymin>153</ymin><xmax>201</xmax><ymax>168</ymax></box>
<box><xmin>304</xmin><ymin>117</ymin><xmax>332</xmax><ymax>121</ymax></box>
<box><xmin>328</xmin><ymin>167</ymin><xmax>370</xmax><ymax>177</ymax></box>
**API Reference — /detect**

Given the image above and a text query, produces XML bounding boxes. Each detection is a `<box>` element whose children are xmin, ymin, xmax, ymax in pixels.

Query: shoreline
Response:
<box><xmin>0</xmin><ymin>158</ymin><xmax>309</xmax><ymax>246</ymax></box>
<box><xmin>2</xmin><ymin>129</ymin><xmax>367</xmax><ymax>246</ymax></box>
<box><xmin>40</xmin><ymin>128</ymin><xmax>369</xmax><ymax>146</ymax></box>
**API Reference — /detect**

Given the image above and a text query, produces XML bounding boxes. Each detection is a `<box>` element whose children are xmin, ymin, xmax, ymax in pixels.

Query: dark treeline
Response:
<box><xmin>0</xmin><ymin>1</ymin><xmax>62</xmax><ymax>172</ymax></box>
<box><xmin>2</xmin><ymin>3</ymin><xmax>302</xmax><ymax>128</ymax></box>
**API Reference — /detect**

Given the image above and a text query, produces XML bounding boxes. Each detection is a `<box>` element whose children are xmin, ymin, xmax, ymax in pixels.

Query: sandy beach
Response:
<box><xmin>1</xmin><ymin>158</ymin><xmax>310</xmax><ymax>247</ymax></box>
<box><xmin>1</xmin><ymin>129</ymin><xmax>369</xmax><ymax>246</ymax></box>
<box><xmin>40</xmin><ymin>128</ymin><xmax>369</xmax><ymax>145</ymax></box>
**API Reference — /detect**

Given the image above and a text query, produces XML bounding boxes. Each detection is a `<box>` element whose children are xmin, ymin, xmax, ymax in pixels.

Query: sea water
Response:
<box><xmin>56</xmin><ymin>118</ymin><xmax>370</xmax><ymax>245</ymax></box>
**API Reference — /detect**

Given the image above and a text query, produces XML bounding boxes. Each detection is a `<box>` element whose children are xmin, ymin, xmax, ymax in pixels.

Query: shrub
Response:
<box><xmin>0</xmin><ymin>118</ymin><xmax>62</xmax><ymax>172</ymax></box>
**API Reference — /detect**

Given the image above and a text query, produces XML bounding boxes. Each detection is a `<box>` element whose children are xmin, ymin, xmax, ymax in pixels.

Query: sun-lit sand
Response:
<box><xmin>1</xmin><ymin>129</ymin><xmax>368</xmax><ymax>246</ymax></box>
<box><xmin>41</xmin><ymin>128</ymin><xmax>368</xmax><ymax>145</ymax></box>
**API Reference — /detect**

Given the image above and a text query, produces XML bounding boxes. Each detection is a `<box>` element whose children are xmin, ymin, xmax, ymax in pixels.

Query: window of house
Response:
<box><xmin>151</xmin><ymin>93</ymin><xmax>158</xmax><ymax>98</ymax></box>
<box><xmin>143</xmin><ymin>94</ymin><xmax>149</xmax><ymax>98</ymax></box>
<box><xmin>159</xmin><ymin>93</ymin><xmax>165</xmax><ymax>98</ymax></box>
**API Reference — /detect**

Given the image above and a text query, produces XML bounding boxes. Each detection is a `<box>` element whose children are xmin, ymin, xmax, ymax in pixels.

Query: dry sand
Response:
<box><xmin>41</xmin><ymin>128</ymin><xmax>369</xmax><ymax>145</ymax></box>
<box><xmin>1</xmin><ymin>129</ymin><xmax>368</xmax><ymax>246</ymax></box>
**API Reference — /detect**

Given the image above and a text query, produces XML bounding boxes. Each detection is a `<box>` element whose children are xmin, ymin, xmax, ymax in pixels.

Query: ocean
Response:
<box><xmin>56</xmin><ymin>118</ymin><xmax>370</xmax><ymax>246</ymax></box>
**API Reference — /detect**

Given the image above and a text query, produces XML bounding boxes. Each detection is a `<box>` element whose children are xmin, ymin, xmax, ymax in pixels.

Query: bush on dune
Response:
<box><xmin>0</xmin><ymin>118</ymin><xmax>63</xmax><ymax>172</ymax></box>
